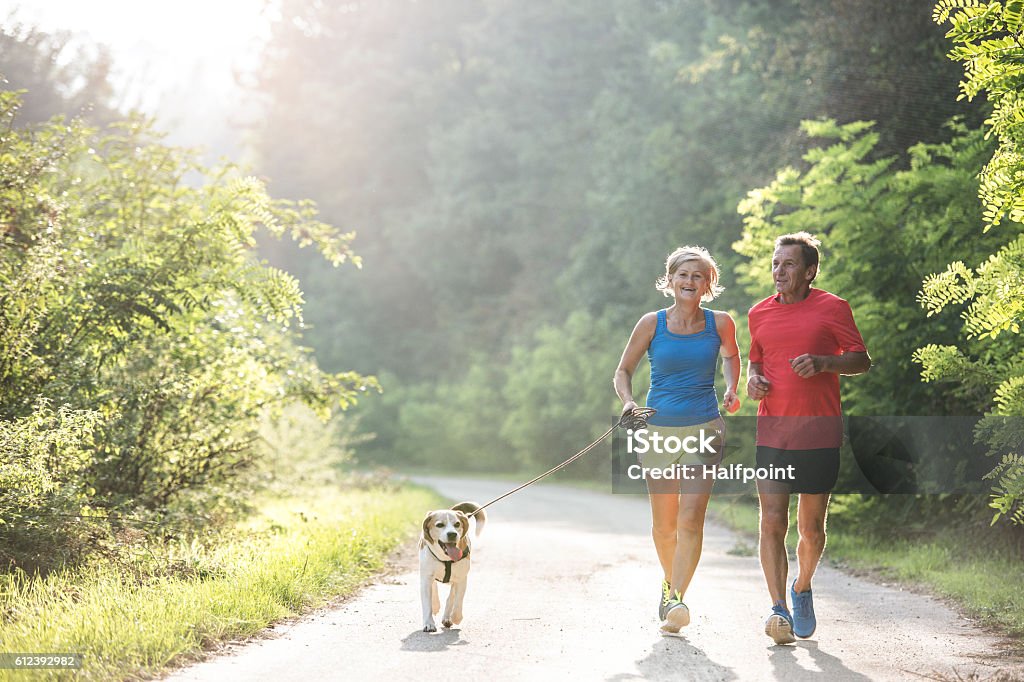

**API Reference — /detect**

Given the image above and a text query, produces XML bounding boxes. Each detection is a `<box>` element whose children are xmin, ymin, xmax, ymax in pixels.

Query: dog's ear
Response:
<box><xmin>455</xmin><ymin>511</ymin><xmax>470</xmax><ymax>547</ymax></box>
<box><xmin>422</xmin><ymin>512</ymin><xmax>436</xmax><ymax>541</ymax></box>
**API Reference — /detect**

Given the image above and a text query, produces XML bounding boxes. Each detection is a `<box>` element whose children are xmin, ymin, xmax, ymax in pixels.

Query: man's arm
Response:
<box><xmin>747</xmin><ymin>361</ymin><xmax>770</xmax><ymax>400</ymax></box>
<box><xmin>790</xmin><ymin>351</ymin><xmax>871</xmax><ymax>379</ymax></box>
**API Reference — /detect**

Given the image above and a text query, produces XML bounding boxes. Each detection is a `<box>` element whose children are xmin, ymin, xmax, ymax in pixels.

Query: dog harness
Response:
<box><xmin>428</xmin><ymin>545</ymin><xmax>470</xmax><ymax>584</ymax></box>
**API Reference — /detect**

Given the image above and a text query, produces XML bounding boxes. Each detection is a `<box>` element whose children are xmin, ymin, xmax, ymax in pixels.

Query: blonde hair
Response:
<box><xmin>654</xmin><ymin>245</ymin><xmax>723</xmax><ymax>302</ymax></box>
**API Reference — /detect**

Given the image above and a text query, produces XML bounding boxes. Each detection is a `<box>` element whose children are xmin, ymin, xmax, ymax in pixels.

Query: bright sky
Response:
<box><xmin>1</xmin><ymin>0</ymin><xmax>274</xmax><ymax>113</ymax></box>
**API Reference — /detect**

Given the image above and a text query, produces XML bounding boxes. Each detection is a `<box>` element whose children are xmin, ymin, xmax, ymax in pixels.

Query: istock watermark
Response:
<box><xmin>610</xmin><ymin>415</ymin><xmax>1024</xmax><ymax>494</ymax></box>
<box><xmin>625</xmin><ymin>427</ymin><xmax>719</xmax><ymax>456</ymax></box>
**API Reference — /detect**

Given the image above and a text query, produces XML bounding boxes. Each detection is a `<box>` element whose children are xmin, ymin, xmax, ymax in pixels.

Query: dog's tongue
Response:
<box><xmin>444</xmin><ymin>544</ymin><xmax>462</xmax><ymax>561</ymax></box>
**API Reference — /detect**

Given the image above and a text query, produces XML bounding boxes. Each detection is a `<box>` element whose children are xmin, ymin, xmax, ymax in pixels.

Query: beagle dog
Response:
<box><xmin>420</xmin><ymin>501</ymin><xmax>486</xmax><ymax>632</ymax></box>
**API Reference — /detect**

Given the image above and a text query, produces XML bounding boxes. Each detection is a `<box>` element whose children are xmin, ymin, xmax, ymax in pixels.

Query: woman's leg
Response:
<box><xmin>670</xmin><ymin>472</ymin><xmax>714</xmax><ymax>600</ymax></box>
<box><xmin>647</xmin><ymin>481</ymin><xmax>680</xmax><ymax>582</ymax></box>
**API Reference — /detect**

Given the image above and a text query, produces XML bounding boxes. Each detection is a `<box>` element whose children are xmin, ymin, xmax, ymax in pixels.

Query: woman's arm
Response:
<box><xmin>614</xmin><ymin>312</ymin><xmax>657</xmax><ymax>414</ymax></box>
<box><xmin>715</xmin><ymin>311</ymin><xmax>741</xmax><ymax>413</ymax></box>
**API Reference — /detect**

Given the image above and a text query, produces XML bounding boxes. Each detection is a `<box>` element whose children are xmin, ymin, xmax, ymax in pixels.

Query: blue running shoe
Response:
<box><xmin>764</xmin><ymin>604</ymin><xmax>796</xmax><ymax>645</ymax></box>
<box><xmin>791</xmin><ymin>581</ymin><xmax>816</xmax><ymax>638</ymax></box>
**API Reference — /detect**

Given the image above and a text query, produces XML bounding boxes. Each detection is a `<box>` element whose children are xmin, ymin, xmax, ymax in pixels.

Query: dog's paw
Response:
<box><xmin>441</xmin><ymin>619</ymin><xmax>453</xmax><ymax>629</ymax></box>
<box><xmin>423</xmin><ymin>622</ymin><xmax>437</xmax><ymax>633</ymax></box>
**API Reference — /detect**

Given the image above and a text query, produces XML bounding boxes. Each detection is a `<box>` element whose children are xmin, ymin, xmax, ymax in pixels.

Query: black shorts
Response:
<box><xmin>755</xmin><ymin>446</ymin><xmax>840</xmax><ymax>494</ymax></box>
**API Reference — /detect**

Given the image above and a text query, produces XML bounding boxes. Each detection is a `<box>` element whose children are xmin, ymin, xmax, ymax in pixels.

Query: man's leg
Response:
<box><xmin>789</xmin><ymin>470</ymin><xmax>834</xmax><ymax>638</ymax></box>
<box><xmin>757</xmin><ymin>483</ymin><xmax>790</xmax><ymax>606</ymax></box>
<box><xmin>758</xmin><ymin>480</ymin><xmax>796</xmax><ymax>644</ymax></box>
<box><xmin>794</xmin><ymin>492</ymin><xmax>830</xmax><ymax>593</ymax></box>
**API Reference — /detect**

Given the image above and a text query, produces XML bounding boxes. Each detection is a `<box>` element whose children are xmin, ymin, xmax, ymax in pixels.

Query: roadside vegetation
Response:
<box><xmin>0</xmin><ymin>477</ymin><xmax>439</xmax><ymax>681</ymax></box>
<box><xmin>0</xmin><ymin>38</ymin><xmax>415</xmax><ymax>679</ymax></box>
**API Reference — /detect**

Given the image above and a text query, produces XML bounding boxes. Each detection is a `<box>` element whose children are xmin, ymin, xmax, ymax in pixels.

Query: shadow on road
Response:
<box><xmin>608</xmin><ymin>635</ymin><xmax>738</xmax><ymax>681</ymax></box>
<box><xmin>400</xmin><ymin>628</ymin><xmax>469</xmax><ymax>652</ymax></box>
<box><xmin>768</xmin><ymin>640</ymin><xmax>872</xmax><ymax>681</ymax></box>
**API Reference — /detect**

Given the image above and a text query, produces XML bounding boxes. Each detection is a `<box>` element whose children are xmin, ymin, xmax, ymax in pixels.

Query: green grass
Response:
<box><xmin>0</xmin><ymin>483</ymin><xmax>442</xmax><ymax>681</ymax></box>
<box><xmin>708</xmin><ymin>495</ymin><xmax>1024</xmax><ymax>638</ymax></box>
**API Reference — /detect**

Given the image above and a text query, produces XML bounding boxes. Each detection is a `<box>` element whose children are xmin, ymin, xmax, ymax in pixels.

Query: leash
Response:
<box><xmin>466</xmin><ymin>407</ymin><xmax>656</xmax><ymax>517</ymax></box>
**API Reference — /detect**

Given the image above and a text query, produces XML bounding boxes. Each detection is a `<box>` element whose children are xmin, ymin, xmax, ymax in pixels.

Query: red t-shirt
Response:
<box><xmin>748</xmin><ymin>288</ymin><xmax>867</xmax><ymax>449</ymax></box>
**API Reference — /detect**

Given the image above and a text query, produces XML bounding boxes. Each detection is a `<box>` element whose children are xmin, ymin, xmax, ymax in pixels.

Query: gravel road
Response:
<box><xmin>164</xmin><ymin>476</ymin><xmax>1019</xmax><ymax>681</ymax></box>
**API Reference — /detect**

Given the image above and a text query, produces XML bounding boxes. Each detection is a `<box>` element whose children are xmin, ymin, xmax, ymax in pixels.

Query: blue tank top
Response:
<box><xmin>645</xmin><ymin>308</ymin><xmax>721</xmax><ymax>427</ymax></box>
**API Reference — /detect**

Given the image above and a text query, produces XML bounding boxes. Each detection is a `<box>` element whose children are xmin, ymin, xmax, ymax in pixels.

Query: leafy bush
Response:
<box><xmin>918</xmin><ymin>0</ymin><xmax>1024</xmax><ymax>523</ymax></box>
<box><xmin>0</xmin><ymin>402</ymin><xmax>103</xmax><ymax>571</ymax></box>
<box><xmin>0</xmin><ymin>90</ymin><xmax>371</xmax><ymax>567</ymax></box>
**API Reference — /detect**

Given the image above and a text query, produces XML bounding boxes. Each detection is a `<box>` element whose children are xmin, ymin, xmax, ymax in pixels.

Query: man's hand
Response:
<box><xmin>621</xmin><ymin>400</ymin><xmax>638</xmax><ymax>416</ymax></box>
<box><xmin>747</xmin><ymin>375</ymin><xmax>770</xmax><ymax>400</ymax></box>
<box><xmin>789</xmin><ymin>354</ymin><xmax>825</xmax><ymax>378</ymax></box>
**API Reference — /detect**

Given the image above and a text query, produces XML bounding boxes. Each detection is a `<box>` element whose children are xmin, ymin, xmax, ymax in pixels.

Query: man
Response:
<box><xmin>746</xmin><ymin>232</ymin><xmax>870</xmax><ymax>645</ymax></box>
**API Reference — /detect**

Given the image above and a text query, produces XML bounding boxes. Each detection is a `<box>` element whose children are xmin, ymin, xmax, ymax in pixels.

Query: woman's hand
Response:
<box><xmin>722</xmin><ymin>388</ymin><xmax>740</xmax><ymax>414</ymax></box>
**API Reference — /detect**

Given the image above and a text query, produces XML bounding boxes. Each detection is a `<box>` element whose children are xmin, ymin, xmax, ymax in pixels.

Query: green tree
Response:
<box><xmin>250</xmin><ymin>1</ymin><xmax>981</xmax><ymax>474</ymax></box>
<box><xmin>393</xmin><ymin>361</ymin><xmax>512</xmax><ymax>471</ymax></box>
<box><xmin>914</xmin><ymin>0</ymin><xmax>1024</xmax><ymax>523</ymax></box>
<box><xmin>0</xmin><ymin>20</ymin><xmax>118</xmax><ymax>125</ymax></box>
<box><xmin>735</xmin><ymin>118</ymin><xmax>1008</xmax><ymax>416</ymax></box>
<box><xmin>500</xmin><ymin>310</ymin><xmax>629</xmax><ymax>477</ymax></box>
<box><xmin>0</xmin><ymin>91</ymin><xmax>368</xmax><ymax>568</ymax></box>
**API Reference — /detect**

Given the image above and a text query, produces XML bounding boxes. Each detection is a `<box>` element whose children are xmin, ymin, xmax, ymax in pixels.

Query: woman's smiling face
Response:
<box><xmin>671</xmin><ymin>259</ymin><xmax>708</xmax><ymax>300</ymax></box>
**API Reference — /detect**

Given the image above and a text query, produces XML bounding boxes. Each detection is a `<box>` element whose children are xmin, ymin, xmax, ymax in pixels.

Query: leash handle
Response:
<box><xmin>469</xmin><ymin>407</ymin><xmax>656</xmax><ymax>516</ymax></box>
<box><xmin>618</xmin><ymin>406</ymin><xmax>656</xmax><ymax>431</ymax></box>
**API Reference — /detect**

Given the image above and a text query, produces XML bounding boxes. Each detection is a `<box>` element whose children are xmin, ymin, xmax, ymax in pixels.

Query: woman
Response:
<box><xmin>614</xmin><ymin>245</ymin><xmax>741</xmax><ymax>633</ymax></box>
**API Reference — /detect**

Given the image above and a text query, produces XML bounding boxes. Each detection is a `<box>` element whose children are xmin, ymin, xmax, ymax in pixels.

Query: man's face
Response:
<box><xmin>771</xmin><ymin>244</ymin><xmax>815</xmax><ymax>298</ymax></box>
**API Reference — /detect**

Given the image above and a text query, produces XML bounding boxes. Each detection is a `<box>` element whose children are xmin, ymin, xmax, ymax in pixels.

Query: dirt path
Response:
<box><xmin>165</xmin><ymin>477</ymin><xmax>1018</xmax><ymax>681</ymax></box>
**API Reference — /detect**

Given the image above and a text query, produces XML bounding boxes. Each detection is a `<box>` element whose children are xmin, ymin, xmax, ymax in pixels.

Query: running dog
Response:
<box><xmin>419</xmin><ymin>502</ymin><xmax>486</xmax><ymax>632</ymax></box>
